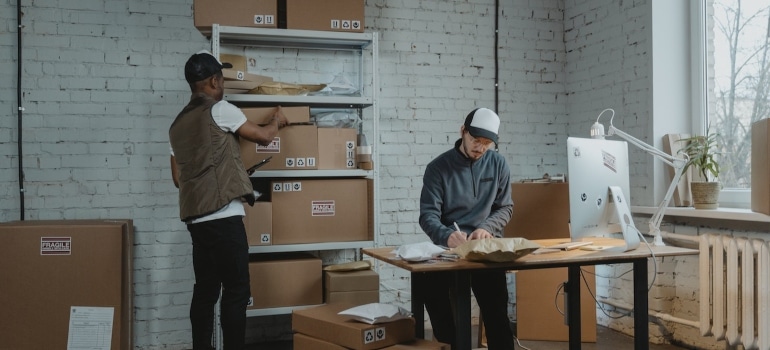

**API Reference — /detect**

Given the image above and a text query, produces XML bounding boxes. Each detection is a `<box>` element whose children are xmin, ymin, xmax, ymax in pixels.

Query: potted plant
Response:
<box><xmin>678</xmin><ymin>131</ymin><xmax>721</xmax><ymax>209</ymax></box>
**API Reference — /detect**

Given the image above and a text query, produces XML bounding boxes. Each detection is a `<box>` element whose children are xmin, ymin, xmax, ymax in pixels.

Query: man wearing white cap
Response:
<box><xmin>419</xmin><ymin>108</ymin><xmax>514</xmax><ymax>349</ymax></box>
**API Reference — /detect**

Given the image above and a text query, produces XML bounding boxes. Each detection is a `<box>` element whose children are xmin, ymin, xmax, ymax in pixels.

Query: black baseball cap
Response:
<box><xmin>184</xmin><ymin>50</ymin><xmax>233</xmax><ymax>84</ymax></box>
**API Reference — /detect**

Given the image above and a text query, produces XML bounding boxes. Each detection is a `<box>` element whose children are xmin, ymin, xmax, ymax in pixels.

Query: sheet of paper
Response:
<box><xmin>67</xmin><ymin>306</ymin><xmax>114</xmax><ymax>350</ymax></box>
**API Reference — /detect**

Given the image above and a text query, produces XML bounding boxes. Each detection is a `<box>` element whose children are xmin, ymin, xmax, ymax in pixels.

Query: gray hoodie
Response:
<box><xmin>419</xmin><ymin>139</ymin><xmax>513</xmax><ymax>247</ymax></box>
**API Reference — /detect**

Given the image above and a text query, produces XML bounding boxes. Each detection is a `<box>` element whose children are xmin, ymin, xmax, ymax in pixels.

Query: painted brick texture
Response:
<box><xmin>0</xmin><ymin>0</ymin><xmax>765</xmax><ymax>349</ymax></box>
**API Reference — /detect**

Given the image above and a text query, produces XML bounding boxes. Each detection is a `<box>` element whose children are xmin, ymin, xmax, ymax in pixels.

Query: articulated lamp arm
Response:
<box><xmin>591</xmin><ymin>109</ymin><xmax>689</xmax><ymax>246</ymax></box>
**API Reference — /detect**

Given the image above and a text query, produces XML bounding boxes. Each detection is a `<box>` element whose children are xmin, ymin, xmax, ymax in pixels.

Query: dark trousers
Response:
<box><xmin>423</xmin><ymin>270</ymin><xmax>514</xmax><ymax>350</ymax></box>
<box><xmin>188</xmin><ymin>216</ymin><xmax>251</xmax><ymax>350</ymax></box>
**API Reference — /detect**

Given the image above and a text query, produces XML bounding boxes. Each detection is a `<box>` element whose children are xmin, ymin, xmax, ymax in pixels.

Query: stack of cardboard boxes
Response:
<box><xmin>239</xmin><ymin>105</ymin><xmax>371</xmax><ymax>247</ymax></box>
<box><xmin>292</xmin><ymin>303</ymin><xmax>449</xmax><ymax>350</ymax></box>
<box><xmin>237</xmin><ymin>105</ymin><xmax>372</xmax><ymax>313</ymax></box>
<box><xmin>193</xmin><ymin>0</ymin><xmax>365</xmax><ymax>33</ymax></box>
<box><xmin>504</xmin><ymin>182</ymin><xmax>597</xmax><ymax>342</ymax></box>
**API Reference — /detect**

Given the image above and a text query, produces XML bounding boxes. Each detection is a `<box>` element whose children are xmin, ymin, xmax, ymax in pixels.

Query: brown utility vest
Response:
<box><xmin>169</xmin><ymin>93</ymin><xmax>254</xmax><ymax>222</ymax></box>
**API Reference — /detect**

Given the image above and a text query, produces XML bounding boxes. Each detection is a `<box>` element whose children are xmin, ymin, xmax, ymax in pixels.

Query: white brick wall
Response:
<box><xmin>1</xmin><ymin>0</ymin><xmax>767</xmax><ymax>349</ymax></box>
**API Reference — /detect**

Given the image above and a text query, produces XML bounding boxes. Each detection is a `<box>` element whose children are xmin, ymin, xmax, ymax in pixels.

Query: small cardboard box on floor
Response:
<box><xmin>504</xmin><ymin>182</ymin><xmax>597</xmax><ymax>342</ymax></box>
<box><xmin>239</xmin><ymin>106</ymin><xmax>318</xmax><ymax>171</ymax></box>
<box><xmin>248</xmin><ymin>253</ymin><xmax>322</xmax><ymax>309</ymax></box>
<box><xmin>281</xmin><ymin>0</ymin><xmax>365</xmax><ymax>32</ymax></box>
<box><xmin>294</xmin><ymin>333</ymin><xmax>449</xmax><ymax>350</ymax></box>
<box><xmin>752</xmin><ymin>118</ymin><xmax>770</xmax><ymax>215</ymax></box>
<box><xmin>269</xmin><ymin>178</ymin><xmax>372</xmax><ymax>245</ymax></box>
<box><xmin>0</xmin><ymin>219</ymin><xmax>134</xmax><ymax>350</ymax></box>
<box><xmin>194</xmin><ymin>0</ymin><xmax>277</xmax><ymax>30</ymax></box>
<box><xmin>324</xmin><ymin>269</ymin><xmax>379</xmax><ymax>304</ymax></box>
<box><xmin>292</xmin><ymin>303</ymin><xmax>415</xmax><ymax>350</ymax></box>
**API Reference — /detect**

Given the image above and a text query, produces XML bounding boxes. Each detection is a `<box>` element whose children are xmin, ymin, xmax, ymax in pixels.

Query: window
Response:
<box><xmin>701</xmin><ymin>0</ymin><xmax>770</xmax><ymax>208</ymax></box>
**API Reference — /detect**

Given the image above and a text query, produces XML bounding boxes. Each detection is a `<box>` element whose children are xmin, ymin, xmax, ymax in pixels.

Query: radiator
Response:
<box><xmin>699</xmin><ymin>234</ymin><xmax>770</xmax><ymax>349</ymax></box>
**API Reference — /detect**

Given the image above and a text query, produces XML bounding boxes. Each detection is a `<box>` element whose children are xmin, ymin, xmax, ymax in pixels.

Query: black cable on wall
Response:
<box><xmin>17</xmin><ymin>0</ymin><xmax>25</xmax><ymax>220</ymax></box>
<box><xmin>494</xmin><ymin>0</ymin><xmax>499</xmax><ymax>113</ymax></box>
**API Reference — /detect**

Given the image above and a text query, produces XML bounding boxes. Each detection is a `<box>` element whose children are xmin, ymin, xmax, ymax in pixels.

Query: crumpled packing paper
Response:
<box><xmin>392</xmin><ymin>241</ymin><xmax>446</xmax><ymax>262</ymax></box>
<box><xmin>338</xmin><ymin>303</ymin><xmax>412</xmax><ymax>324</ymax></box>
<box><xmin>452</xmin><ymin>237</ymin><xmax>540</xmax><ymax>262</ymax></box>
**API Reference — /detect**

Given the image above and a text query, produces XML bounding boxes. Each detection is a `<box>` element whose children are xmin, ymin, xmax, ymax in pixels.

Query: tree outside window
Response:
<box><xmin>706</xmin><ymin>0</ymin><xmax>770</xmax><ymax>191</ymax></box>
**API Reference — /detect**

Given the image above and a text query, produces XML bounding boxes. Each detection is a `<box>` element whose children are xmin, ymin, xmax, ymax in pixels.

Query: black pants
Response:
<box><xmin>423</xmin><ymin>270</ymin><xmax>514</xmax><ymax>350</ymax></box>
<box><xmin>188</xmin><ymin>216</ymin><xmax>251</xmax><ymax>350</ymax></box>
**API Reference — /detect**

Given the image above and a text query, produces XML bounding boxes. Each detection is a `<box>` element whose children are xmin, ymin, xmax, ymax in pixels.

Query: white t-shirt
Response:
<box><xmin>170</xmin><ymin>100</ymin><xmax>249</xmax><ymax>224</ymax></box>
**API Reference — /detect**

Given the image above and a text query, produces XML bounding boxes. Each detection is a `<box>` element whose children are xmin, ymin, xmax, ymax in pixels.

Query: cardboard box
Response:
<box><xmin>238</xmin><ymin>106</ymin><xmax>317</xmax><ymax>171</ymax></box>
<box><xmin>270</xmin><ymin>178</ymin><xmax>371</xmax><ymax>244</ymax></box>
<box><xmin>381</xmin><ymin>339</ymin><xmax>451</xmax><ymax>350</ymax></box>
<box><xmin>220</xmin><ymin>53</ymin><xmax>247</xmax><ymax>72</ymax></box>
<box><xmin>248</xmin><ymin>253</ymin><xmax>322</xmax><ymax>309</ymax></box>
<box><xmin>243</xmin><ymin>106</ymin><xmax>311</xmax><ymax>125</ymax></box>
<box><xmin>0</xmin><ymin>220</ymin><xmax>134</xmax><ymax>350</ymax></box>
<box><xmin>752</xmin><ymin>118</ymin><xmax>770</xmax><ymax>215</ymax></box>
<box><xmin>318</xmin><ymin>128</ymin><xmax>357</xmax><ymax>170</ymax></box>
<box><xmin>282</xmin><ymin>0</ymin><xmax>365</xmax><ymax>32</ymax></box>
<box><xmin>243</xmin><ymin>202</ymin><xmax>272</xmax><ymax>245</ymax></box>
<box><xmin>504</xmin><ymin>182</ymin><xmax>570</xmax><ymax>239</ymax></box>
<box><xmin>294</xmin><ymin>333</ymin><xmax>348</xmax><ymax>350</ymax></box>
<box><xmin>502</xmin><ymin>182</ymin><xmax>597</xmax><ymax>341</ymax></box>
<box><xmin>222</xmin><ymin>70</ymin><xmax>273</xmax><ymax>86</ymax></box>
<box><xmin>324</xmin><ymin>269</ymin><xmax>379</xmax><ymax>292</ymax></box>
<box><xmin>292</xmin><ymin>303</ymin><xmax>415</xmax><ymax>350</ymax></box>
<box><xmin>515</xmin><ymin>268</ymin><xmax>597</xmax><ymax>341</ymax></box>
<box><xmin>194</xmin><ymin>0</ymin><xmax>277</xmax><ymax>30</ymax></box>
<box><xmin>294</xmin><ymin>334</ymin><xmax>448</xmax><ymax>350</ymax></box>
<box><xmin>325</xmin><ymin>290</ymin><xmax>379</xmax><ymax>305</ymax></box>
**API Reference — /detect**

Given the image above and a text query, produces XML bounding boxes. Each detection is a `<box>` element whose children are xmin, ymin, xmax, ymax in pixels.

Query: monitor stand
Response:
<box><xmin>605</xmin><ymin>186</ymin><xmax>640</xmax><ymax>252</ymax></box>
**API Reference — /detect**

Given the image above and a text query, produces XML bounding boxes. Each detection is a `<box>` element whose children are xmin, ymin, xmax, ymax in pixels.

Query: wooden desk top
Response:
<box><xmin>362</xmin><ymin>237</ymin><xmax>698</xmax><ymax>273</ymax></box>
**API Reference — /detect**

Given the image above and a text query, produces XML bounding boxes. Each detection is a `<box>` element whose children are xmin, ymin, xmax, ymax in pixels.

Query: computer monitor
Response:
<box><xmin>566</xmin><ymin>137</ymin><xmax>640</xmax><ymax>252</ymax></box>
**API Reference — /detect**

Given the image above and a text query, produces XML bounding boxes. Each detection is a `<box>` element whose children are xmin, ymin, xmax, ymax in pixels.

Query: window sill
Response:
<box><xmin>631</xmin><ymin>206</ymin><xmax>770</xmax><ymax>223</ymax></box>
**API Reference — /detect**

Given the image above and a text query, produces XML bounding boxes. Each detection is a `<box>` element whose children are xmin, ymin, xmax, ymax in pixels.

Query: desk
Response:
<box><xmin>362</xmin><ymin>238</ymin><xmax>698</xmax><ymax>350</ymax></box>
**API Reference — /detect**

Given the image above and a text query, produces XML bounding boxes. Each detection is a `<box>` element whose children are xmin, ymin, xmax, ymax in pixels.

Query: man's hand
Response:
<box><xmin>447</xmin><ymin>230</ymin><xmax>467</xmax><ymax>248</ymax></box>
<box><xmin>468</xmin><ymin>228</ymin><xmax>494</xmax><ymax>240</ymax></box>
<box><xmin>274</xmin><ymin>105</ymin><xmax>289</xmax><ymax>128</ymax></box>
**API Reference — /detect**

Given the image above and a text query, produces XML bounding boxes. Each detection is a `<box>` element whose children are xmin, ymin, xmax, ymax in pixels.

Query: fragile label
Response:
<box><xmin>41</xmin><ymin>237</ymin><xmax>71</xmax><ymax>255</ymax></box>
<box><xmin>256</xmin><ymin>137</ymin><xmax>280</xmax><ymax>153</ymax></box>
<box><xmin>311</xmin><ymin>200</ymin><xmax>335</xmax><ymax>216</ymax></box>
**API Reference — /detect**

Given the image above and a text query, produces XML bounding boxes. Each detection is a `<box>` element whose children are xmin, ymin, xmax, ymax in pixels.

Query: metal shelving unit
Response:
<box><xmin>209</xmin><ymin>25</ymin><xmax>379</xmax><ymax>349</ymax></box>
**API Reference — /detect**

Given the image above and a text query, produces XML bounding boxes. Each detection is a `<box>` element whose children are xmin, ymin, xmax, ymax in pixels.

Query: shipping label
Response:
<box><xmin>41</xmin><ymin>237</ymin><xmax>72</xmax><ymax>255</ymax></box>
<box><xmin>256</xmin><ymin>137</ymin><xmax>280</xmax><ymax>153</ymax></box>
<box><xmin>311</xmin><ymin>200</ymin><xmax>335</xmax><ymax>216</ymax></box>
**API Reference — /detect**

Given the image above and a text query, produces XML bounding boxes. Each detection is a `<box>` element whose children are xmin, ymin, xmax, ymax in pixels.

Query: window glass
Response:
<box><xmin>706</xmin><ymin>0</ymin><xmax>770</xmax><ymax>192</ymax></box>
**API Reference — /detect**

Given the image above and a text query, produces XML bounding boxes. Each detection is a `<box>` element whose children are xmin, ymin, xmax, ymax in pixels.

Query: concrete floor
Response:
<box><xmin>249</xmin><ymin>325</ymin><xmax>692</xmax><ymax>349</ymax></box>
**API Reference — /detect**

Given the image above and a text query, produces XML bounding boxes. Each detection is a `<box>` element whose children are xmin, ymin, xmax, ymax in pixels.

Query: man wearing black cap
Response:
<box><xmin>169</xmin><ymin>50</ymin><xmax>288</xmax><ymax>350</ymax></box>
<box><xmin>419</xmin><ymin>108</ymin><xmax>514</xmax><ymax>349</ymax></box>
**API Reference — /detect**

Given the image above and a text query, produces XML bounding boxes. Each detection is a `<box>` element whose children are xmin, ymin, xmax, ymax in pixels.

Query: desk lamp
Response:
<box><xmin>589</xmin><ymin>108</ymin><xmax>689</xmax><ymax>246</ymax></box>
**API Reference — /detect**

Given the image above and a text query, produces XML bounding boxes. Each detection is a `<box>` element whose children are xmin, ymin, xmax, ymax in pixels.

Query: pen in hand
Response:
<box><xmin>454</xmin><ymin>222</ymin><xmax>467</xmax><ymax>239</ymax></box>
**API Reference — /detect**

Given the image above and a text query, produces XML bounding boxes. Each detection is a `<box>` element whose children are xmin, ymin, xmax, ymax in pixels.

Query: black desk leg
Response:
<box><xmin>452</xmin><ymin>271</ymin><xmax>472</xmax><ymax>350</ymax></box>
<box><xmin>567</xmin><ymin>266</ymin><xmax>582</xmax><ymax>350</ymax></box>
<box><xmin>633</xmin><ymin>259</ymin><xmax>650</xmax><ymax>350</ymax></box>
<box><xmin>412</xmin><ymin>273</ymin><xmax>425</xmax><ymax>338</ymax></box>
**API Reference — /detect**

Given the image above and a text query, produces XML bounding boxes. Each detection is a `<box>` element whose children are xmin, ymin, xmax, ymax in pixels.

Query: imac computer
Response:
<box><xmin>566</xmin><ymin>137</ymin><xmax>640</xmax><ymax>252</ymax></box>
